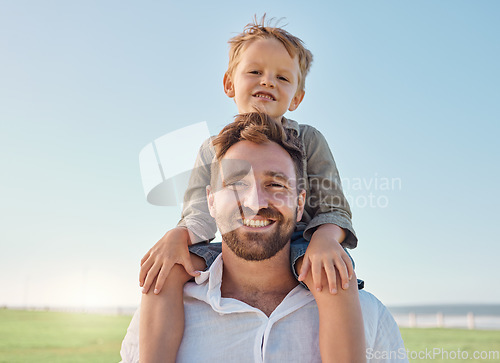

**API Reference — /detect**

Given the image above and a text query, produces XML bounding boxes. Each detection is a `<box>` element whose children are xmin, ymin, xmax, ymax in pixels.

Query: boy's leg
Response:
<box><xmin>139</xmin><ymin>253</ymin><xmax>206</xmax><ymax>363</ymax></box>
<box><xmin>188</xmin><ymin>242</ymin><xmax>222</xmax><ymax>270</ymax></box>
<box><xmin>295</xmin><ymin>259</ymin><xmax>366</xmax><ymax>363</ymax></box>
<box><xmin>290</xmin><ymin>234</ymin><xmax>366</xmax><ymax>363</ymax></box>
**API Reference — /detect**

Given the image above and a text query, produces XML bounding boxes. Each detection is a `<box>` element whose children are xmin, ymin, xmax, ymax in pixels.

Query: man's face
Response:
<box><xmin>223</xmin><ymin>38</ymin><xmax>305</xmax><ymax>120</ymax></box>
<box><xmin>208</xmin><ymin>140</ymin><xmax>305</xmax><ymax>261</ymax></box>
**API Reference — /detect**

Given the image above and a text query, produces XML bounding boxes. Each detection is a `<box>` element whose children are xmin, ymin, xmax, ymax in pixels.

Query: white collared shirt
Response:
<box><xmin>121</xmin><ymin>255</ymin><xmax>408</xmax><ymax>362</ymax></box>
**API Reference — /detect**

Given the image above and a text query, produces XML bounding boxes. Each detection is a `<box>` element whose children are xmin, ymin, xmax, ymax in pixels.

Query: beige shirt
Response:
<box><xmin>178</xmin><ymin>118</ymin><xmax>357</xmax><ymax>248</ymax></box>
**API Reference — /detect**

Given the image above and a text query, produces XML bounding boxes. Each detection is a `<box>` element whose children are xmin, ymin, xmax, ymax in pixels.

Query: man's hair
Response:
<box><xmin>211</xmin><ymin>112</ymin><xmax>305</xmax><ymax>188</ymax></box>
<box><xmin>226</xmin><ymin>15</ymin><xmax>313</xmax><ymax>92</ymax></box>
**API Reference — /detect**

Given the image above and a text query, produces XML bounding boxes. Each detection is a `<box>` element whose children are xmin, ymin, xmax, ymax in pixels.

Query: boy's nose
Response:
<box><xmin>260</xmin><ymin>76</ymin><xmax>275</xmax><ymax>88</ymax></box>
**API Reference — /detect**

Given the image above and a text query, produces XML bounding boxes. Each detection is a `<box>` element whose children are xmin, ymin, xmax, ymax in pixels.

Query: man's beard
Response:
<box><xmin>220</xmin><ymin>206</ymin><xmax>296</xmax><ymax>261</ymax></box>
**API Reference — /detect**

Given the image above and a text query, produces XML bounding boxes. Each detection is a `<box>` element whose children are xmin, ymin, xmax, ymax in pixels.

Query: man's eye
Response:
<box><xmin>226</xmin><ymin>181</ymin><xmax>247</xmax><ymax>189</ymax></box>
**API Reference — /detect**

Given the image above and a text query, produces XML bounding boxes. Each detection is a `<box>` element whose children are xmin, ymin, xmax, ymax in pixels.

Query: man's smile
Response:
<box><xmin>232</xmin><ymin>205</ymin><xmax>282</xmax><ymax>232</ymax></box>
<box><xmin>240</xmin><ymin>218</ymin><xmax>275</xmax><ymax>228</ymax></box>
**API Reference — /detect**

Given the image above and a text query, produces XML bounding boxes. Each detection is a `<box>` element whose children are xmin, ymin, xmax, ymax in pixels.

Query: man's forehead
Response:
<box><xmin>213</xmin><ymin>140</ymin><xmax>297</xmax><ymax>185</ymax></box>
<box><xmin>218</xmin><ymin>157</ymin><xmax>295</xmax><ymax>182</ymax></box>
<box><xmin>219</xmin><ymin>158</ymin><xmax>251</xmax><ymax>179</ymax></box>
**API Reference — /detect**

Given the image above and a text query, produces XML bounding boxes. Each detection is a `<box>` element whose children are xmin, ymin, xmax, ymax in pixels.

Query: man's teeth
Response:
<box><xmin>255</xmin><ymin>94</ymin><xmax>274</xmax><ymax>100</ymax></box>
<box><xmin>242</xmin><ymin>219</ymin><xmax>271</xmax><ymax>227</ymax></box>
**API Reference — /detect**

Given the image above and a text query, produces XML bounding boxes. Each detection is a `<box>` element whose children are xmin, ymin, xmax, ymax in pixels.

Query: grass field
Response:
<box><xmin>399</xmin><ymin>328</ymin><xmax>499</xmax><ymax>362</ymax></box>
<box><xmin>1</xmin><ymin>308</ymin><xmax>499</xmax><ymax>362</ymax></box>
<box><xmin>0</xmin><ymin>309</ymin><xmax>131</xmax><ymax>363</ymax></box>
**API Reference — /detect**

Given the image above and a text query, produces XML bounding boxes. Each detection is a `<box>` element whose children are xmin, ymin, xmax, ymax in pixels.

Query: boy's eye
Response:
<box><xmin>277</xmin><ymin>76</ymin><xmax>289</xmax><ymax>82</ymax></box>
<box><xmin>249</xmin><ymin>70</ymin><xmax>260</xmax><ymax>75</ymax></box>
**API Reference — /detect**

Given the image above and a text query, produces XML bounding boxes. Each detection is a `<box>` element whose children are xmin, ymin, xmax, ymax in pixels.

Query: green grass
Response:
<box><xmin>400</xmin><ymin>328</ymin><xmax>500</xmax><ymax>362</ymax></box>
<box><xmin>0</xmin><ymin>308</ymin><xmax>132</xmax><ymax>363</ymax></box>
<box><xmin>1</xmin><ymin>309</ymin><xmax>499</xmax><ymax>362</ymax></box>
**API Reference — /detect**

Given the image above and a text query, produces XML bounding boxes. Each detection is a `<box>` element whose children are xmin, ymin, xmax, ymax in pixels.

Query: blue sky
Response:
<box><xmin>1</xmin><ymin>0</ymin><xmax>498</xmax><ymax>308</ymax></box>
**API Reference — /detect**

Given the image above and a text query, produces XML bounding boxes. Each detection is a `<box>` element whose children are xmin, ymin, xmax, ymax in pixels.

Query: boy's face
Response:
<box><xmin>224</xmin><ymin>38</ymin><xmax>305</xmax><ymax>120</ymax></box>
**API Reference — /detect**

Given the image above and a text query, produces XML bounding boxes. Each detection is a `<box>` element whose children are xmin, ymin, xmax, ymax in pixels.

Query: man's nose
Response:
<box><xmin>241</xmin><ymin>183</ymin><xmax>268</xmax><ymax>215</ymax></box>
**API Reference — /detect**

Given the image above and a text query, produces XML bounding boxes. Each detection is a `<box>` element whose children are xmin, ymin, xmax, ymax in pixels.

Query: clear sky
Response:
<box><xmin>1</xmin><ymin>0</ymin><xmax>499</xmax><ymax>309</ymax></box>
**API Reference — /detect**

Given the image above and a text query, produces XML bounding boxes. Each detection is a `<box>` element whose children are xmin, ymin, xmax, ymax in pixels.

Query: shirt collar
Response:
<box><xmin>281</xmin><ymin>117</ymin><xmax>300</xmax><ymax>136</ymax></box>
<box><xmin>190</xmin><ymin>254</ymin><xmax>314</xmax><ymax>316</ymax></box>
<box><xmin>194</xmin><ymin>254</ymin><xmax>223</xmax><ymax>289</ymax></box>
<box><xmin>192</xmin><ymin>255</ymin><xmax>262</xmax><ymax>315</ymax></box>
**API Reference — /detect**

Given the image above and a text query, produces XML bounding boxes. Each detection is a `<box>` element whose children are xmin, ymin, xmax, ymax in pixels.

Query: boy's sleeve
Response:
<box><xmin>301</xmin><ymin>125</ymin><xmax>357</xmax><ymax>249</ymax></box>
<box><xmin>176</xmin><ymin>137</ymin><xmax>218</xmax><ymax>243</ymax></box>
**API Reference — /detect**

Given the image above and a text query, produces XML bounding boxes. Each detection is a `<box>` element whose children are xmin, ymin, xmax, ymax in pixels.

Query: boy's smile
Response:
<box><xmin>224</xmin><ymin>38</ymin><xmax>305</xmax><ymax>120</ymax></box>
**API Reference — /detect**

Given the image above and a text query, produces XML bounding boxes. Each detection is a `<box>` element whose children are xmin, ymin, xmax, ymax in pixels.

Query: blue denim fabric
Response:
<box><xmin>188</xmin><ymin>231</ymin><xmax>364</xmax><ymax>290</ymax></box>
<box><xmin>188</xmin><ymin>242</ymin><xmax>222</xmax><ymax>270</ymax></box>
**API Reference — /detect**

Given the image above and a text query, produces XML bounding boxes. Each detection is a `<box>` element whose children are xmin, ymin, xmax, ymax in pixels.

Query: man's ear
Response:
<box><xmin>223</xmin><ymin>72</ymin><xmax>235</xmax><ymax>98</ymax></box>
<box><xmin>296</xmin><ymin>189</ymin><xmax>306</xmax><ymax>222</ymax></box>
<box><xmin>206</xmin><ymin>185</ymin><xmax>216</xmax><ymax>218</ymax></box>
<box><xmin>288</xmin><ymin>89</ymin><xmax>305</xmax><ymax>112</ymax></box>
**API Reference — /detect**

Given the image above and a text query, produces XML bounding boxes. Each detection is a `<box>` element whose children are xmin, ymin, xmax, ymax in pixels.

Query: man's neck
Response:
<box><xmin>220</xmin><ymin>243</ymin><xmax>298</xmax><ymax>316</ymax></box>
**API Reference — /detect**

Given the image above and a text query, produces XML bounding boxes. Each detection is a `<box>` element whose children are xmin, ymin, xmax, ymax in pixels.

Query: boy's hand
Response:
<box><xmin>297</xmin><ymin>224</ymin><xmax>353</xmax><ymax>294</ymax></box>
<box><xmin>139</xmin><ymin>227</ymin><xmax>201</xmax><ymax>295</ymax></box>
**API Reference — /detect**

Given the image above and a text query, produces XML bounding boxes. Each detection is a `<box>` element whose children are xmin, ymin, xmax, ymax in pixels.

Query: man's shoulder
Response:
<box><xmin>358</xmin><ymin>290</ymin><xmax>389</xmax><ymax>320</ymax></box>
<box><xmin>358</xmin><ymin>289</ymin><xmax>406</xmax><ymax>353</ymax></box>
<box><xmin>359</xmin><ymin>289</ymin><xmax>384</xmax><ymax>305</ymax></box>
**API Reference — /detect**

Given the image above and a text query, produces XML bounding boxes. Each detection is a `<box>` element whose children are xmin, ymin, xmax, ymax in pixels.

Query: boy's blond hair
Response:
<box><xmin>227</xmin><ymin>15</ymin><xmax>313</xmax><ymax>92</ymax></box>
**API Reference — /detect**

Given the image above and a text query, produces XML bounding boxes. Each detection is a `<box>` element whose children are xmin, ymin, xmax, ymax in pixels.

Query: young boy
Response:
<box><xmin>139</xmin><ymin>17</ymin><xmax>365</xmax><ymax>363</ymax></box>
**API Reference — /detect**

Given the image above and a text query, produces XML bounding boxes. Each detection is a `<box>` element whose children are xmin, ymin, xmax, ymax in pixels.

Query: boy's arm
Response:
<box><xmin>176</xmin><ymin>137</ymin><xmax>218</xmax><ymax>243</ymax></box>
<box><xmin>139</xmin><ymin>137</ymin><xmax>217</xmax><ymax>294</ymax></box>
<box><xmin>300</xmin><ymin>125</ymin><xmax>357</xmax><ymax>248</ymax></box>
<box><xmin>297</xmin><ymin>264</ymin><xmax>366</xmax><ymax>363</ymax></box>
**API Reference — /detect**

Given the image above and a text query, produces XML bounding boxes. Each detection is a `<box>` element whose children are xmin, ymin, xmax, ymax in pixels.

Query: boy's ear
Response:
<box><xmin>223</xmin><ymin>72</ymin><xmax>235</xmax><ymax>98</ymax></box>
<box><xmin>288</xmin><ymin>89</ymin><xmax>305</xmax><ymax>112</ymax></box>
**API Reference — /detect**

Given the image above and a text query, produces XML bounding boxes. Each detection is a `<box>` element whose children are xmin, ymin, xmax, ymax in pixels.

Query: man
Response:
<box><xmin>121</xmin><ymin>113</ymin><xmax>408</xmax><ymax>362</ymax></box>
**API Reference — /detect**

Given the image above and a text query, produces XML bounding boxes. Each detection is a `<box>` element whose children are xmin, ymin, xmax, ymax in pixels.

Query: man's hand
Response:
<box><xmin>297</xmin><ymin>224</ymin><xmax>353</xmax><ymax>294</ymax></box>
<box><xmin>139</xmin><ymin>227</ymin><xmax>201</xmax><ymax>295</ymax></box>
